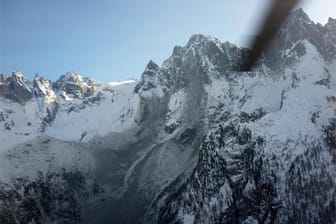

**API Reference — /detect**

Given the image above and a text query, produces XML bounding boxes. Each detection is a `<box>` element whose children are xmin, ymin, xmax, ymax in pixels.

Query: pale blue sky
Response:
<box><xmin>0</xmin><ymin>0</ymin><xmax>335</xmax><ymax>82</ymax></box>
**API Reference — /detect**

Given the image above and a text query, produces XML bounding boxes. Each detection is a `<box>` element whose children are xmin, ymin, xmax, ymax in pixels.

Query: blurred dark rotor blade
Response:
<box><xmin>241</xmin><ymin>0</ymin><xmax>301</xmax><ymax>71</ymax></box>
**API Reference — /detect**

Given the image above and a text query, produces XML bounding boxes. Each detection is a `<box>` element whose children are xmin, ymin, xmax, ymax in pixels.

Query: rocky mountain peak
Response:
<box><xmin>0</xmin><ymin>71</ymin><xmax>33</xmax><ymax>104</ymax></box>
<box><xmin>143</xmin><ymin>60</ymin><xmax>160</xmax><ymax>77</ymax></box>
<box><xmin>33</xmin><ymin>73</ymin><xmax>45</xmax><ymax>84</ymax></box>
<box><xmin>11</xmin><ymin>70</ymin><xmax>28</xmax><ymax>84</ymax></box>
<box><xmin>12</xmin><ymin>70</ymin><xmax>24</xmax><ymax>77</ymax></box>
<box><xmin>186</xmin><ymin>34</ymin><xmax>218</xmax><ymax>47</ymax></box>
<box><xmin>262</xmin><ymin>8</ymin><xmax>336</xmax><ymax>69</ymax></box>
<box><xmin>134</xmin><ymin>60</ymin><xmax>160</xmax><ymax>93</ymax></box>
<box><xmin>135</xmin><ymin>34</ymin><xmax>248</xmax><ymax>94</ymax></box>
<box><xmin>0</xmin><ymin>73</ymin><xmax>7</xmax><ymax>84</ymax></box>
<box><xmin>65</xmin><ymin>72</ymin><xmax>83</xmax><ymax>83</ymax></box>
<box><xmin>289</xmin><ymin>8</ymin><xmax>311</xmax><ymax>23</ymax></box>
<box><xmin>168</xmin><ymin>34</ymin><xmax>246</xmax><ymax>80</ymax></box>
<box><xmin>185</xmin><ymin>34</ymin><xmax>224</xmax><ymax>57</ymax></box>
<box><xmin>282</xmin><ymin>8</ymin><xmax>316</xmax><ymax>41</ymax></box>
<box><xmin>53</xmin><ymin>72</ymin><xmax>98</xmax><ymax>99</ymax></box>
<box><xmin>326</xmin><ymin>17</ymin><xmax>336</xmax><ymax>35</ymax></box>
<box><xmin>0</xmin><ymin>71</ymin><xmax>101</xmax><ymax>103</ymax></box>
<box><xmin>55</xmin><ymin>72</ymin><xmax>84</xmax><ymax>85</ymax></box>
<box><xmin>145</xmin><ymin>60</ymin><xmax>159</xmax><ymax>73</ymax></box>
<box><xmin>327</xmin><ymin>17</ymin><xmax>336</xmax><ymax>27</ymax></box>
<box><xmin>33</xmin><ymin>73</ymin><xmax>55</xmax><ymax>99</ymax></box>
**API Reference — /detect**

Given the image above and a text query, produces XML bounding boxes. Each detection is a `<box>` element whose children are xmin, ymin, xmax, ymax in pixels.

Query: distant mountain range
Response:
<box><xmin>0</xmin><ymin>8</ymin><xmax>336</xmax><ymax>224</ymax></box>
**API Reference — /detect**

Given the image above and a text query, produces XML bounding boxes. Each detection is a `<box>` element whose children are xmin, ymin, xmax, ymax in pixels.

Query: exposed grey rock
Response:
<box><xmin>264</xmin><ymin>8</ymin><xmax>336</xmax><ymax>69</ymax></box>
<box><xmin>9</xmin><ymin>71</ymin><xmax>33</xmax><ymax>104</ymax></box>
<box><xmin>33</xmin><ymin>73</ymin><xmax>55</xmax><ymax>98</ymax></box>
<box><xmin>0</xmin><ymin>71</ymin><xmax>33</xmax><ymax>104</ymax></box>
<box><xmin>325</xmin><ymin>17</ymin><xmax>336</xmax><ymax>44</ymax></box>
<box><xmin>39</xmin><ymin>102</ymin><xmax>59</xmax><ymax>132</ymax></box>
<box><xmin>0</xmin><ymin>74</ymin><xmax>10</xmax><ymax>100</ymax></box>
<box><xmin>0</xmin><ymin>73</ymin><xmax>7</xmax><ymax>84</ymax></box>
<box><xmin>134</xmin><ymin>60</ymin><xmax>160</xmax><ymax>93</ymax></box>
<box><xmin>53</xmin><ymin>72</ymin><xmax>98</xmax><ymax>99</ymax></box>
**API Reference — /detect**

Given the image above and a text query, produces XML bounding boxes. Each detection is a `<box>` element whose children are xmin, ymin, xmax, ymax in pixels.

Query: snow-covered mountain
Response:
<box><xmin>0</xmin><ymin>8</ymin><xmax>336</xmax><ymax>224</ymax></box>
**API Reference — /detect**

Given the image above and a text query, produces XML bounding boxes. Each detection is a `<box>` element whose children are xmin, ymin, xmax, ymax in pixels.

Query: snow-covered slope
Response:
<box><xmin>0</xmin><ymin>73</ymin><xmax>139</xmax><ymax>151</ymax></box>
<box><xmin>153</xmin><ymin>10</ymin><xmax>336</xmax><ymax>224</ymax></box>
<box><xmin>0</xmin><ymin>8</ymin><xmax>336</xmax><ymax>224</ymax></box>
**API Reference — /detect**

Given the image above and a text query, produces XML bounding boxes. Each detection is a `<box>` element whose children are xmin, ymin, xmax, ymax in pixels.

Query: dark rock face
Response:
<box><xmin>264</xmin><ymin>9</ymin><xmax>336</xmax><ymax>69</ymax></box>
<box><xmin>177</xmin><ymin>128</ymin><xmax>198</xmax><ymax>145</ymax></box>
<box><xmin>0</xmin><ymin>71</ymin><xmax>33</xmax><ymax>104</ymax></box>
<box><xmin>135</xmin><ymin>60</ymin><xmax>160</xmax><ymax>93</ymax></box>
<box><xmin>157</xmin><ymin>119</ymin><xmax>336</xmax><ymax>224</ymax></box>
<box><xmin>39</xmin><ymin>102</ymin><xmax>59</xmax><ymax>132</ymax></box>
<box><xmin>10</xmin><ymin>72</ymin><xmax>33</xmax><ymax>104</ymax></box>
<box><xmin>0</xmin><ymin>74</ymin><xmax>10</xmax><ymax>99</ymax></box>
<box><xmin>0</xmin><ymin>171</ymin><xmax>91</xmax><ymax>224</ymax></box>
<box><xmin>158</xmin><ymin>121</ymin><xmax>278</xmax><ymax>224</ymax></box>
<box><xmin>325</xmin><ymin>18</ymin><xmax>336</xmax><ymax>44</ymax></box>
<box><xmin>0</xmin><ymin>74</ymin><xmax>7</xmax><ymax>84</ymax></box>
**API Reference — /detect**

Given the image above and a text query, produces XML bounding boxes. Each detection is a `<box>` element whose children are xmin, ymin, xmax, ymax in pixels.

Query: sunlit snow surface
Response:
<box><xmin>107</xmin><ymin>79</ymin><xmax>136</xmax><ymax>86</ymax></box>
<box><xmin>46</xmin><ymin>81</ymin><xmax>140</xmax><ymax>141</ymax></box>
<box><xmin>0</xmin><ymin>80</ymin><xmax>139</xmax><ymax>184</ymax></box>
<box><xmin>0</xmin><ymin>80</ymin><xmax>140</xmax><ymax>152</ymax></box>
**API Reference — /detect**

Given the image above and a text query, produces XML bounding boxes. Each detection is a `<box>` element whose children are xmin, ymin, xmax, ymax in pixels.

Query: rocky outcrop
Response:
<box><xmin>33</xmin><ymin>74</ymin><xmax>56</xmax><ymax>99</ymax></box>
<box><xmin>264</xmin><ymin>9</ymin><xmax>336</xmax><ymax>69</ymax></box>
<box><xmin>53</xmin><ymin>72</ymin><xmax>99</xmax><ymax>99</ymax></box>
<box><xmin>0</xmin><ymin>71</ymin><xmax>33</xmax><ymax>104</ymax></box>
<box><xmin>0</xmin><ymin>71</ymin><xmax>100</xmax><ymax>104</ymax></box>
